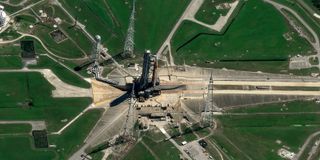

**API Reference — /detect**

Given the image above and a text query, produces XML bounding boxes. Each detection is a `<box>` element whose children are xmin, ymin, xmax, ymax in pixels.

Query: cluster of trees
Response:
<box><xmin>313</xmin><ymin>0</ymin><xmax>320</xmax><ymax>10</ymax></box>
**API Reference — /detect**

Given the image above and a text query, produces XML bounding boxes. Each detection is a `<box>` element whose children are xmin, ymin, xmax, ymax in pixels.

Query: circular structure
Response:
<box><xmin>0</xmin><ymin>5</ymin><xmax>7</xmax><ymax>27</ymax></box>
<box><xmin>95</xmin><ymin>35</ymin><xmax>101</xmax><ymax>42</ymax></box>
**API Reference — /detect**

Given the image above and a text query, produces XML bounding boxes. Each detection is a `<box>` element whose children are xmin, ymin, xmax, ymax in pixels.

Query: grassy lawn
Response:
<box><xmin>59</xmin><ymin>0</ymin><xmax>125</xmax><ymax>55</ymax></box>
<box><xmin>0</xmin><ymin>72</ymin><xmax>92</xmax><ymax>131</ymax></box>
<box><xmin>0</xmin><ymin>136</ymin><xmax>57</xmax><ymax>160</ymax></box>
<box><xmin>172</xmin><ymin>0</ymin><xmax>313</xmax><ymax>73</ymax></box>
<box><xmin>228</xmin><ymin>101</ymin><xmax>320</xmax><ymax>113</ymax></box>
<box><xmin>0</xmin><ymin>109</ymin><xmax>102</xmax><ymax>160</ymax></box>
<box><xmin>0</xmin><ymin>45</ymin><xmax>21</xmax><ymax>55</ymax></box>
<box><xmin>59</xmin><ymin>0</ymin><xmax>190</xmax><ymax>56</ymax></box>
<box><xmin>0</xmin><ymin>56</ymin><xmax>23</xmax><ymax>69</ymax></box>
<box><xmin>13</xmin><ymin>4</ymin><xmax>92</xmax><ymax>59</ymax></box>
<box><xmin>209</xmin><ymin>132</ymin><xmax>249</xmax><ymax>160</ymax></box>
<box><xmin>134</xmin><ymin>0</ymin><xmax>190</xmax><ymax>54</ymax></box>
<box><xmin>211</xmin><ymin>100</ymin><xmax>320</xmax><ymax>159</ymax></box>
<box><xmin>49</xmin><ymin>109</ymin><xmax>103</xmax><ymax>159</ymax></box>
<box><xmin>90</xmin><ymin>151</ymin><xmax>105</xmax><ymax>160</ymax></box>
<box><xmin>195</xmin><ymin>0</ymin><xmax>234</xmax><ymax>25</ymax></box>
<box><xmin>0</xmin><ymin>124</ymin><xmax>31</xmax><ymax>134</ymax></box>
<box><xmin>219</xmin><ymin>126</ymin><xmax>319</xmax><ymax>159</ymax></box>
<box><xmin>142</xmin><ymin>136</ymin><xmax>181</xmax><ymax>160</ymax></box>
<box><xmin>217</xmin><ymin>114</ymin><xmax>320</xmax><ymax>127</ymax></box>
<box><xmin>0</xmin><ymin>27</ymin><xmax>21</xmax><ymax>41</ymax></box>
<box><xmin>124</xmin><ymin>142</ymin><xmax>156</xmax><ymax>160</ymax></box>
<box><xmin>29</xmin><ymin>55</ymin><xmax>91</xmax><ymax>88</ymax></box>
<box><xmin>9</xmin><ymin>0</ymin><xmax>25</xmax><ymax>5</ymax></box>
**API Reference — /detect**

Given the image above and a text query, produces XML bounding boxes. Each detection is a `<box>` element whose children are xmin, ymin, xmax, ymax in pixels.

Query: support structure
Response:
<box><xmin>201</xmin><ymin>73</ymin><xmax>217</xmax><ymax>126</ymax></box>
<box><xmin>122</xmin><ymin>0</ymin><xmax>136</xmax><ymax>58</ymax></box>
<box><xmin>91</xmin><ymin>35</ymin><xmax>102</xmax><ymax>78</ymax></box>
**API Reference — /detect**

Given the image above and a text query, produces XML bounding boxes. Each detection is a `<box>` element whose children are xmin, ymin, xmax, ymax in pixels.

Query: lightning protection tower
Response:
<box><xmin>122</xmin><ymin>0</ymin><xmax>136</xmax><ymax>58</ymax></box>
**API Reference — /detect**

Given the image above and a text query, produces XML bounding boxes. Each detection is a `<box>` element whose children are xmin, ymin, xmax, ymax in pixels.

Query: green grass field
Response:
<box><xmin>124</xmin><ymin>135</ymin><xmax>181</xmax><ymax>160</ymax></box>
<box><xmin>28</xmin><ymin>55</ymin><xmax>91</xmax><ymax>88</ymax></box>
<box><xmin>0</xmin><ymin>124</ymin><xmax>31</xmax><ymax>134</ymax></box>
<box><xmin>0</xmin><ymin>136</ymin><xmax>57</xmax><ymax>160</ymax></box>
<box><xmin>172</xmin><ymin>0</ymin><xmax>313</xmax><ymax>73</ymax></box>
<box><xmin>59</xmin><ymin>0</ymin><xmax>190</xmax><ymax>56</ymax></box>
<box><xmin>211</xmin><ymin>101</ymin><xmax>320</xmax><ymax>159</ymax></box>
<box><xmin>124</xmin><ymin>142</ymin><xmax>156</xmax><ymax>160</ymax></box>
<box><xmin>0</xmin><ymin>109</ymin><xmax>102</xmax><ymax>160</ymax></box>
<box><xmin>0</xmin><ymin>27</ymin><xmax>21</xmax><ymax>41</ymax></box>
<box><xmin>49</xmin><ymin>109</ymin><xmax>103</xmax><ymax>159</ymax></box>
<box><xmin>0</xmin><ymin>72</ymin><xmax>92</xmax><ymax>131</ymax></box>
<box><xmin>0</xmin><ymin>56</ymin><xmax>23</xmax><ymax>69</ymax></box>
<box><xmin>229</xmin><ymin>101</ymin><xmax>320</xmax><ymax>113</ymax></box>
<box><xmin>195</xmin><ymin>0</ymin><xmax>234</xmax><ymax>25</ymax></box>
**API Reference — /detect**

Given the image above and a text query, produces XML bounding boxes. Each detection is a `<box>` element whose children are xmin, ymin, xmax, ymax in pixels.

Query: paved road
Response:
<box><xmin>51</xmin><ymin>105</ymin><xmax>95</xmax><ymax>135</ymax></box>
<box><xmin>184</xmin><ymin>0</ymin><xmax>239</xmax><ymax>32</ymax></box>
<box><xmin>295</xmin><ymin>0</ymin><xmax>320</xmax><ymax>20</ymax></box>
<box><xmin>293</xmin><ymin>130</ymin><xmax>320</xmax><ymax>160</ymax></box>
<box><xmin>9</xmin><ymin>0</ymin><xmax>45</xmax><ymax>16</ymax></box>
<box><xmin>156</xmin><ymin>0</ymin><xmax>240</xmax><ymax>66</ymax></box>
<box><xmin>0</xmin><ymin>121</ymin><xmax>46</xmax><ymax>130</ymax></box>
<box><xmin>156</xmin><ymin>0</ymin><xmax>203</xmax><ymax>65</ymax></box>
<box><xmin>0</xmin><ymin>0</ymin><xmax>28</xmax><ymax>7</ymax></box>
<box><xmin>265</xmin><ymin>0</ymin><xmax>320</xmax><ymax>50</ymax></box>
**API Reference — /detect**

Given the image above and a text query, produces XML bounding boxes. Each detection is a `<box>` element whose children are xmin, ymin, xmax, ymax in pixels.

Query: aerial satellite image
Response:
<box><xmin>1</xmin><ymin>0</ymin><xmax>320</xmax><ymax>160</ymax></box>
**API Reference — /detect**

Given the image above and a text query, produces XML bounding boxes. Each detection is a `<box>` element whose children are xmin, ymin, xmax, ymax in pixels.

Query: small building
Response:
<box><xmin>54</xmin><ymin>17</ymin><xmax>62</xmax><ymax>24</ymax></box>
<box><xmin>181</xmin><ymin>141</ymin><xmax>187</xmax><ymax>145</ymax></box>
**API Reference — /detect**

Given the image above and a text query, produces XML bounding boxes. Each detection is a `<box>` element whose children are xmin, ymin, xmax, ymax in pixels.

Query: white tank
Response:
<box><xmin>0</xmin><ymin>6</ymin><xmax>7</xmax><ymax>27</ymax></box>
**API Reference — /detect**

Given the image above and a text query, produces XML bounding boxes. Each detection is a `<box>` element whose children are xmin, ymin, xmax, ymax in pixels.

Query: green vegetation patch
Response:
<box><xmin>124</xmin><ymin>142</ymin><xmax>156</xmax><ymax>160</ymax></box>
<box><xmin>0</xmin><ymin>72</ymin><xmax>92</xmax><ymax>131</ymax></box>
<box><xmin>0</xmin><ymin>136</ymin><xmax>56</xmax><ymax>160</ymax></box>
<box><xmin>142</xmin><ymin>136</ymin><xmax>181</xmax><ymax>160</ymax></box>
<box><xmin>60</xmin><ymin>0</ymin><xmax>190</xmax><ymax>56</ymax></box>
<box><xmin>310</xmin><ymin>56</ymin><xmax>319</xmax><ymax>65</ymax></box>
<box><xmin>211</xmin><ymin>101</ymin><xmax>320</xmax><ymax>159</ymax></box>
<box><xmin>0</xmin><ymin>124</ymin><xmax>31</xmax><ymax>134</ymax></box>
<box><xmin>49</xmin><ymin>109</ymin><xmax>103</xmax><ymax>159</ymax></box>
<box><xmin>221</xmin><ymin>126</ymin><xmax>319</xmax><ymax>159</ymax></box>
<box><xmin>29</xmin><ymin>55</ymin><xmax>91</xmax><ymax>88</ymax></box>
<box><xmin>0</xmin><ymin>56</ymin><xmax>23</xmax><ymax>69</ymax></box>
<box><xmin>0</xmin><ymin>44</ymin><xmax>21</xmax><ymax>55</ymax></box>
<box><xmin>228</xmin><ymin>101</ymin><xmax>320</xmax><ymax>113</ymax></box>
<box><xmin>134</xmin><ymin>0</ymin><xmax>190</xmax><ymax>54</ymax></box>
<box><xmin>172</xmin><ymin>0</ymin><xmax>313</xmax><ymax>73</ymax></box>
<box><xmin>0</xmin><ymin>27</ymin><xmax>21</xmax><ymax>41</ymax></box>
<box><xmin>195</xmin><ymin>0</ymin><xmax>234</xmax><ymax>25</ymax></box>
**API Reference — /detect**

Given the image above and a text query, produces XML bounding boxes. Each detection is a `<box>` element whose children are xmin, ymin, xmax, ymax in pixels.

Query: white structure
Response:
<box><xmin>0</xmin><ymin>5</ymin><xmax>9</xmax><ymax>32</ymax></box>
<box><xmin>278</xmin><ymin>148</ymin><xmax>295</xmax><ymax>160</ymax></box>
<box><xmin>0</xmin><ymin>5</ymin><xmax>7</xmax><ymax>27</ymax></box>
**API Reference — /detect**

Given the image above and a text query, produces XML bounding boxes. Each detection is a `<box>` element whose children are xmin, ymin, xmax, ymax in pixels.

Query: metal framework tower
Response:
<box><xmin>202</xmin><ymin>76</ymin><xmax>213</xmax><ymax>126</ymax></box>
<box><xmin>201</xmin><ymin>73</ymin><xmax>218</xmax><ymax>127</ymax></box>
<box><xmin>123</xmin><ymin>83</ymin><xmax>137</xmax><ymax>138</ymax></box>
<box><xmin>122</xmin><ymin>0</ymin><xmax>136</xmax><ymax>58</ymax></box>
<box><xmin>91</xmin><ymin>35</ymin><xmax>102</xmax><ymax>78</ymax></box>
